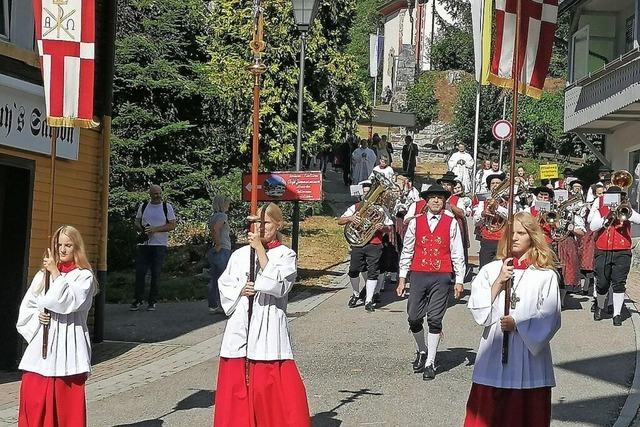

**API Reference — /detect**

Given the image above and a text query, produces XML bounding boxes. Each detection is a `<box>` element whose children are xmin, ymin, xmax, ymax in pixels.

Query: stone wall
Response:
<box><xmin>391</xmin><ymin>44</ymin><xmax>416</xmax><ymax>113</ymax></box>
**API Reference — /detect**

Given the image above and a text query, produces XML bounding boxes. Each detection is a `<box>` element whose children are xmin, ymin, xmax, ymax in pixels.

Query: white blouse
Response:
<box><xmin>467</xmin><ymin>260</ymin><xmax>561</xmax><ymax>389</ymax></box>
<box><xmin>17</xmin><ymin>268</ymin><xmax>95</xmax><ymax>377</ymax></box>
<box><xmin>219</xmin><ymin>244</ymin><xmax>297</xmax><ymax>361</ymax></box>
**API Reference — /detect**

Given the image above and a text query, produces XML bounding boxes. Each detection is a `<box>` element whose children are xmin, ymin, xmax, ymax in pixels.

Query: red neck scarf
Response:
<box><xmin>58</xmin><ymin>261</ymin><xmax>77</xmax><ymax>273</ymax></box>
<box><xmin>263</xmin><ymin>240</ymin><xmax>282</xmax><ymax>250</ymax></box>
<box><xmin>512</xmin><ymin>257</ymin><xmax>530</xmax><ymax>270</ymax></box>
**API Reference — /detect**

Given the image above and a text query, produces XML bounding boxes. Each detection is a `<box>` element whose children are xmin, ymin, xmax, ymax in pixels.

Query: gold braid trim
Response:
<box><xmin>47</xmin><ymin>116</ymin><xmax>101</xmax><ymax>129</ymax></box>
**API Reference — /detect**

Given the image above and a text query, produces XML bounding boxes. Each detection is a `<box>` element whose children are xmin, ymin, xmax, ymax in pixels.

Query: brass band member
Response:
<box><xmin>473</xmin><ymin>172</ymin><xmax>508</xmax><ymax>267</ymax></box>
<box><xmin>589</xmin><ymin>184</ymin><xmax>640</xmax><ymax>326</ymax></box>
<box><xmin>396</xmin><ymin>184</ymin><xmax>466</xmax><ymax>381</ymax></box>
<box><xmin>339</xmin><ymin>180</ymin><xmax>393</xmax><ymax>312</ymax></box>
<box><xmin>556</xmin><ymin>181</ymin><xmax>586</xmax><ymax>293</ymax></box>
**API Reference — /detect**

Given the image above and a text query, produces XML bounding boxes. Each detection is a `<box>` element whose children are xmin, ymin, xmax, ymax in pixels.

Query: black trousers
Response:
<box><xmin>479</xmin><ymin>239</ymin><xmax>499</xmax><ymax>268</ymax></box>
<box><xmin>348</xmin><ymin>243</ymin><xmax>383</xmax><ymax>280</ymax></box>
<box><xmin>406</xmin><ymin>272</ymin><xmax>452</xmax><ymax>334</ymax></box>
<box><xmin>595</xmin><ymin>249</ymin><xmax>632</xmax><ymax>294</ymax></box>
<box><xmin>134</xmin><ymin>245</ymin><xmax>167</xmax><ymax>304</ymax></box>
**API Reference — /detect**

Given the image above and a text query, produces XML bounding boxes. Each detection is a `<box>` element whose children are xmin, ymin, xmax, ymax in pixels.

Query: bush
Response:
<box><xmin>407</xmin><ymin>72</ymin><xmax>440</xmax><ymax>128</ymax></box>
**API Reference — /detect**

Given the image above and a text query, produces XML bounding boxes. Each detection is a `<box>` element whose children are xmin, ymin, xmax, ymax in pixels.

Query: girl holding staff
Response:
<box><xmin>17</xmin><ymin>226</ymin><xmax>97</xmax><ymax>427</ymax></box>
<box><xmin>464</xmin><ymin>212</ymin><xmax>561</xmax><ymax>426</ymax></box>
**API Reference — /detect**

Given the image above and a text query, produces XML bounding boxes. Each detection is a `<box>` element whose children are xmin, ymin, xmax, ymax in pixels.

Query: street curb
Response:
<box><xmin>612</xmin><ymin>296</ymin><xmax>640</xmax><ymax>427</ymax></box>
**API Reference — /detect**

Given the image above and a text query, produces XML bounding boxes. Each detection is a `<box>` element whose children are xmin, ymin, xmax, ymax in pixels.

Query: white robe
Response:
<box><xmin>17</xmin><ymin>268</ymin><xmax>95</xmax><ymax>377</ymax></box>
<box><xmin>448</xmin><ymin>152</ymin><xmax>475</xmax><ymax>193</ymax></box>
<box><xmin>370</xmin><ymin>165</ymin><xmax>395</xmax><ymax>181</ymax></box>
<box><xmin>218</xmin><ymin>244</ymin><xmax>298</xmax><ymax>361</ymax></box>
<box><xmin>351</xmin><ymin>147</ymin><xmax>377</xmax><ymax>184</ymax></box>
<box><xmin>468</xmin><ymin>261</ymin><xmax>561</xmax><ymax>389</ymax></box>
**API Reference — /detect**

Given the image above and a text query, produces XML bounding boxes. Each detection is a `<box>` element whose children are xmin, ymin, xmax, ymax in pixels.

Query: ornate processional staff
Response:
<box><xmin>502</xmin><ymin>0</ymin><xmax>522</xmax><ymax>365</ymax></box>
<box><xmin>246</xmin><ymin>0</ymin><xmax>267</xmax><ymax>385</ymax></box>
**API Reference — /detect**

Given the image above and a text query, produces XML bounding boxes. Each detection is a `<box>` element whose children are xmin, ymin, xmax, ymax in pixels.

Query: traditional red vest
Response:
<box><xmin>595</xmin><ymin>204</ymin><xmax>632</xmax><ymax>250</ymax></box>
<box><xmin>449</xmin><ymin>195</ymin><xmax>460</xmax><ymax>207</ymax></box>
<box><xmin>530</xmin><ymin>207</ymin><xmax>553</xmax><ymax>244</ymax></box>
<box><xmin>410</xmin><ymin>213</ymin><xmax>453</xmax><ymax>273</ymax></box>
<box><xmin>480</xmin><ymin>201</ymin><xmax>504</xmax><ymax>241</ymax></box>
<box><xmin>355</xmin><ymin>202</ymin><xmax>383</xmax><ymax>245</ymax></box>
<box><xmin>415</xmin><ymin>199</ymin><xmax>426</xmax><ymax>215</ymax></box>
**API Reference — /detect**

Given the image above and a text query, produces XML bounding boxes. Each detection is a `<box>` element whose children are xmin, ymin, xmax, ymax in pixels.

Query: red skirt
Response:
<box><xmin>19</xmin><ymin>371</ymin><xmax>87</xmax><ymax>427</ymax></box>
<box><xmin>464</xmin><ymin>383</ymin><xmax>551</xmax><ymax>427</ymax></box>
<box><xmin>557</xmin><ymin>236</ymin><xmax>579</xmax><ymax>286</ymax></box>
<box><xmin>213</xmin><ymin>357</ymin><xmax>311</xmax><ymax>427</ymax></box>
<box><xmin>579</xmin><ymin>231</ymin><xmax>596</xmax><ymax>271</ymax></box>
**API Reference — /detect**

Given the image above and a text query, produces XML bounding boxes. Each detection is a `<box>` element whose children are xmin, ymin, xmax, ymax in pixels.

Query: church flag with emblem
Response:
<box><xmin>32</xmin><ymin>0</ymin><xmax>97</xmax><ymax>128</ymax></box>
<box><xmin>488</xmin><ymin>0</ymin><xmax>558</xmax><ymax>99</ymax></box>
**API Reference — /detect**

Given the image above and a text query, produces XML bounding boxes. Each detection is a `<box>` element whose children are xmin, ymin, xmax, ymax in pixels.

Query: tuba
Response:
<box><xmin>344</xmin><ymin>171</ymin><xmax>399</xmax><ymax>247</ymax></box>
<box><xmin>545</xmin><ymin>193</ymin><xmax>585</xmax><ymax>242</ymax></box>
<box><xmin>611</xmin><ymin>170</ymin><xmax>634</xmax><ymax>221</ymax></box>
<box><xmin>484</xmin><ymin>180</ymin><xmax>510</xmax><ymax>232</ymax></box>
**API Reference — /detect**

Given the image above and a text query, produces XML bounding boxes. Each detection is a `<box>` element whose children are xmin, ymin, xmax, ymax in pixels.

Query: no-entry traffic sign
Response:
<box><xmin>492</xmin><ymin>119</ymin><xmax>513</xmax><ymax>141</ymax></box>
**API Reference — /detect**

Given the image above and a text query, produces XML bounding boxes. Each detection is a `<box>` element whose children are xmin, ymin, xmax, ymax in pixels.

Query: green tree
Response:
<box><xmin>407</xmin><ymin>72</ymin><xmax>439</xmax><ymax>127</ymax></box>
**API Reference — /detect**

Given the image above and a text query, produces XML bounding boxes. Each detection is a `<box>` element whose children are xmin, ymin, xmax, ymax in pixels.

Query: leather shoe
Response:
<box><xmin>613</xmin><ymin>315</ymin><xmax>622</xmax><ymax>326</ymax></box>
<box><xmin>594</xmin><ymin>306</ymin><xmax>603</xmax><ymax>321</ymax></box>
<box><xmin>348</xmin><ymin>295</ymin><xmax>358</xmax><ymax>308</ymax></box>
<box><xmin>423</xmin><ymin>364</ymin><xmax>436</xmax><ymax>381</ymax></box>
<box><xmin>365</xmin><ymin>302</ymin><xmax>375</xmax><ymax>312</ymax></box>
<box><xmin>412</xmin><ymin>352</ymin><xmax>427</xmax><ymax>373</ymax></box>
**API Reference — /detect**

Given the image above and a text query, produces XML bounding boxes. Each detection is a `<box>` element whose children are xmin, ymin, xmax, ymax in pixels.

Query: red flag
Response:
<box><xmin>33</xmin><ymin>0</ymin><xmax>97</xmax><ymax>128</ymax></box>
<box><xmin>488</xmin><ymin>0</ymin><xmax>558</xmax><ymax>99</ymax></box>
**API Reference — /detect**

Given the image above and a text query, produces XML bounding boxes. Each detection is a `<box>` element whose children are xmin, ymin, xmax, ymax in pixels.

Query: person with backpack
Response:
<box><xmin>130</xmin><ymin>184</ymin><xmax>176</xmax><ymax>311</ymax></box>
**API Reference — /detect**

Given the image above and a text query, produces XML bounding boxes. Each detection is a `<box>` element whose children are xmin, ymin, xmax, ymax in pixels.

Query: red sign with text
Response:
<box><xmin>242</xmin><ymin>171</ymin><xmax>323</xmax><ymax>202</ymax></box>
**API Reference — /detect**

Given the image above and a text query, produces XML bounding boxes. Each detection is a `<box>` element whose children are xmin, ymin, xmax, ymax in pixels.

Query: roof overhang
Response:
<box><xmin>360</xmin><ymin>109</ymin><xmax>416</xmax><ymax>128</ymax></box>
<box><xmin>378</xmin><ymin>0</ymin><xmax>406</xmax><ymax>17</ymax></box>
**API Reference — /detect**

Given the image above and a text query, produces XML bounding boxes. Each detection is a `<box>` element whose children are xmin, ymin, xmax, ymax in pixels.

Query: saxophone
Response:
<box><xmin>344</xmin><ymin>171</ymin><xmax>399</xmax><ymax>247</ymax></box>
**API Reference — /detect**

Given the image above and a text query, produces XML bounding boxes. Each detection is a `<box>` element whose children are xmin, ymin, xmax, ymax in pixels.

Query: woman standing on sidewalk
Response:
<box><xmin>213</xmin><ymin>203</ymin><xmax>310</xmax><ymax>427</ymax></box>
<box><xmin>16</xmin><ymin>226</ymin><xmax>97</xmax><ymax>427</ymax></box>
<box><xmin>465</xmin><ymin>212</ymin><xmax>561</xmax><ymax>427</ymax></box>
<box><xmin>207</xmin><ymin>195</ymin><xmax>232</xmax><ymax>314</ymax></box>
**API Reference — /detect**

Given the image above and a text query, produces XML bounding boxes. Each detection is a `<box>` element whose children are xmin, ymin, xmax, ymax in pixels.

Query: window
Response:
<box><xmin>0</xmin><ymin>0</ymin><xmax>9</xmax><ymax>39</ymax></box>
<box><xmin>571</xmin><ymin>26</ymin><xmax>589</xmax><ymax>82</ymax></box>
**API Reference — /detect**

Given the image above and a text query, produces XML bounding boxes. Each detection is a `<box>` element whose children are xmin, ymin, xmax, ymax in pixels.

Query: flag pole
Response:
<box><xmin>42</xmin><ymin>126</ymin><xmax>58</xmax><ymax>359</ymax></box>
<box><xmin>471</xmin><ymin>84</ymin><xmax>481</xmax><ymax>195</ymax></box>
<box><xmin>502</xmin><ymin>0</ymin><xmax>522</xmax><ymax>365</ymax></box>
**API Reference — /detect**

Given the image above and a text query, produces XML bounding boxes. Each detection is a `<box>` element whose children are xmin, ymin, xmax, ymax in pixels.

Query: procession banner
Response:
<box><xmin>369</xmin><ymin>34</ymin><xmax>384</xmax><ymax>78</ymax></box>
<box><xmin>470</xmin><ymin>0</ymin><xmax>492</xmax><ymax>84</ymax></box>
<box><xmin>488</xmin><ymin>0</ymin><xmax>559</xmax><ymax>99</ymax></box>
<box><xmin>33</xmin><ymin>0</ymin><xmax>97</xmax><ymax>128</ymax></box>
<box><xmin>242</xmin><ymin>171</ymin><xmax>323</xmax><ymax>202</ymax></box>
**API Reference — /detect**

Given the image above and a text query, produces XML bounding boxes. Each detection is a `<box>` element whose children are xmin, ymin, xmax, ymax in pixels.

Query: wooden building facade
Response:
<box><xmin>0</xmin><ymin>1</ymin><xmax>115</xmax><ymax>370</ymax></box>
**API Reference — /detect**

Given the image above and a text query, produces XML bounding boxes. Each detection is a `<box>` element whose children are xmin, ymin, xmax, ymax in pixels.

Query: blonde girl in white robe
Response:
<box><xmin>464</xmin><ymin>212</ymin><xmax>561</xmax><ymax>427</ymax></box>
<box><xmin>16</xmin><ymin>225</ymin><xmax>97</xmax><ymax>427</ymax></box>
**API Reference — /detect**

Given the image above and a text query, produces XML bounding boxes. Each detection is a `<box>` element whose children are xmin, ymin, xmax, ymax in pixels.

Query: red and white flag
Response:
<box><xmin>488</xmin><ymin>0</ymin><xmax>558</xmax><ymax>99</ymax></box>
<box><xmin>32</xmin><ymin>0</ymin><xmax>97</xmax><ymax>128</ymax></box>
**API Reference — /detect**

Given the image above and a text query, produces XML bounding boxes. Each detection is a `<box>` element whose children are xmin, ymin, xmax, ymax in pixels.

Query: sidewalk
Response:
<box><xmin>0</xmin><ymin>266</ymin><xmax>350</xmax><ymax>425</ymax></box>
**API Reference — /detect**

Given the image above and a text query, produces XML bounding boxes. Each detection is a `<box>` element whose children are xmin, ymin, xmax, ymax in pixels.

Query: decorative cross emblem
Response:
<box><xmin>510</xmin><ymin>291</ymin><xmax>520</xmax><ymax>310</ymax></box>
<box><xmin>43</xmin><ymin>0</ymin><xmax>77</xmax><ymax>40</ymax></box>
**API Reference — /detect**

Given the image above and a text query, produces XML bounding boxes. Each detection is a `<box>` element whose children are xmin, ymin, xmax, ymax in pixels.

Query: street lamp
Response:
<box><xmin>291</xmin><ymin>0</ymin><xmax>319</xmax><ymax>254</ymax></box>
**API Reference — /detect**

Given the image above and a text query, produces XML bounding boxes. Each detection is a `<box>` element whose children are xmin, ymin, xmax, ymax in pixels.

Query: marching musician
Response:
<box><xmin>369</xmin><ymin>153</ymin><xmax>395</xmax><ymax>181</ymax></box>
<box><xmin>583</xmin><ymin>184</ymin><xmax>604</xmax><ymax>307</ymax></box>
<box><xmin>396</xmin><ymin>184</ymin><xmax>466</xmax><ymax>381</ymax></box>
<box><xmin>17</xmin><ymin>226</ymin><xmax>97</xmax><ymax>427</ymax></box>
<box><xmin>523</xmin><ymin>186</ymin><xmax>554</xmax><ymax>243</ymax></box>
<box><xmin>338</xmin><ymin>180</ymin><xmax>393</xmax><ymax>312</ymax></box>
<box><xmin>586</xmin><ymin>165</ymin><xmax>613</xmax><ymax>203</ymax></box>
<box><xmin>589</xmin><ymin>184</ymin><xmax>640</xmax><ymax>326</ymax></box>
<box><xmin>213</xmin><ymin>203</ymin><xmax>310</xmax><ymax>426</ymax></box>
<box><xmin>439</xmin><ymin>172</ymin><xmax>471</xmax><ymax>270</ymax></box>
<box><xmin>464</xmin><ymin>212</ymin><xmax>561</xmax><ymax>427</ymax></box>
<box><xmin>473</xmin><ymin>172</ymin><xmax>510</xmax><ymax>268</ymax></box>
<box><xmin>555</xmin><ymin>168</ymin><xmax>576</xmax><ymax>189</ymax></box>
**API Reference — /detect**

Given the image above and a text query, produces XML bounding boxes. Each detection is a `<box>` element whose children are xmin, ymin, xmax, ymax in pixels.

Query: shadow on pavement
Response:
<box><xmin>312</xmin><ymin>389</ymin><xmax>383</xmax><ymax>427</ymax></box>
<box><xmin>436</xmin><ymin>347</ymin><xmax>476</xmax><ymax>374</ymax></box>
<box><xmin>113</xmin><ymin>389</ymin><xmax>213</xmax><ymax>427</ymax></box>
<box><xmin>92</xmin><ymin>341</ymin><xmax>139</xmax><ymax>365</ymax></box>
<box><xmin>0</xmin><ymin>370</ymin><xmax>21</xmax><ymax>385</ymax></box>
<box><xmin>552</xmin><ymin>393</ymin><xmax>627</xmax><ymax>425</ymax></box>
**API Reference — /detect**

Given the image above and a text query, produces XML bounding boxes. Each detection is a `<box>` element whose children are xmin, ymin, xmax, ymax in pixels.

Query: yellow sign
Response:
<box><xmin>539</xmin><ymin>164</ymin><xmax>559</xmax><ymax>180</ymax></box>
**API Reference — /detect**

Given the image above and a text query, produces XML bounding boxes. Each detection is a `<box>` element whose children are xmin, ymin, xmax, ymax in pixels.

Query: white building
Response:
<box><xmin>562</xmin><ymin>0</ymin><xmax>640</xmax><ymax>180</ymax></box>
<box><xmin>379</xmin><ymin>0</ymin><xmax>454</xmax><ymax>95</ymax></box>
